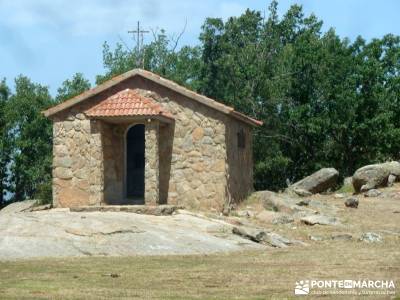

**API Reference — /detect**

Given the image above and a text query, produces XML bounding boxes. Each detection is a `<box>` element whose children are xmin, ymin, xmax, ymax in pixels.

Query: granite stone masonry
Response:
<box><xmin>44</xmin><ymin>69</ymin><xmax>262</xmax><ymax>211</ymax></box>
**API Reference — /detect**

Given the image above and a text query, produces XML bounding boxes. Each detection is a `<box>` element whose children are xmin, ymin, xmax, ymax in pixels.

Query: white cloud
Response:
<box><xmin>0</xmin><ymin>0</ymin><xmax>249</xmax><ymax>38</ymax></box>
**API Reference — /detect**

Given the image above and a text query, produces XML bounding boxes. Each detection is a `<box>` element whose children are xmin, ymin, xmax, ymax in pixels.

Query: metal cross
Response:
<box><xmin>128</xmin><ymin>21</ymin><xmax>149</xmax><ymax>67</ymax></box>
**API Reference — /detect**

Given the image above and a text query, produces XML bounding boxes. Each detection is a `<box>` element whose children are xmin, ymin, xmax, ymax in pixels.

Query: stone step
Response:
<box><xmin>69</xmin><ymin>205</ymin><xmax>183</xmax><ymax>216</ymax></box>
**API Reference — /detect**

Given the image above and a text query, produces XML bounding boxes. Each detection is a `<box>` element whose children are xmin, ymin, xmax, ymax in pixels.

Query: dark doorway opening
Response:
<box><xmin>126</xmin><ymin>124</ymin><xmax>145</xmax><ymax>203</ymax></box>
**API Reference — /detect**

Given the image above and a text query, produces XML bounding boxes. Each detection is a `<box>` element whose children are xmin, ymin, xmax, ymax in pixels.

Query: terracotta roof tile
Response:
<box><xmin>43</xmin><ymin>68</ymin><xmax>262</xmax><ymax>126</ymax></box>
<box><xmin>85</xmin><ymin>89</ymin><xmax>173</xmax><ymax>119</ymax></box>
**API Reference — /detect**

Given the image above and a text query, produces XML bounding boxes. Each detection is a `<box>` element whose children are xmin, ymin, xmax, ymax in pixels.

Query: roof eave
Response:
<box><xmin>230</xmin><ymin>110</ymin><xmax>263</xmax><ymax>127</ymax></box>
<box><xmin>42</xmin><ymin>68</ymin><xmax>263</xmax><ymax>126</ymax></box>
<box><xmin>42</xmin><ymin>69</ymin><xmax>141</xmax><ymax>117</ymax></box>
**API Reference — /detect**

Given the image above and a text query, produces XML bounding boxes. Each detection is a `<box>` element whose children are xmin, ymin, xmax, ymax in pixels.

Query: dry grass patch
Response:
<box><xmin>0</xmin><ymin>241</ymin><xmax>398</xmax><ymax>300</ymax></box>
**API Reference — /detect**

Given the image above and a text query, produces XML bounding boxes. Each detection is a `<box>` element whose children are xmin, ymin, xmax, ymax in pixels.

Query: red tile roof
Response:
<box><xmin>85</xmin><ymin>89</ymin><xmax>173</xmax><ymax>119</ymax></box>
<box><xmin>43</xmin><ymin>69</ymin><xmax>262</xmax><ymax>126</ymax></box>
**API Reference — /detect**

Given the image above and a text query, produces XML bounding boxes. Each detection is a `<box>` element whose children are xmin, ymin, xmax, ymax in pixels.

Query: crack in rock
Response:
<box><xmin>65</xmin><ymin>228</ymin><xmax>145</xmax><ymax>237</ymax></box>
<box><xmin>70</xmin><ymin>243</ymin><xmax>93</xmax><ymax>256</ymax></box>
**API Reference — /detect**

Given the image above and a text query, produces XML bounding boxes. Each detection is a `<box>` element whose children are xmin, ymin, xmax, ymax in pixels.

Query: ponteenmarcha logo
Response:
<box><xmin>294</xmin><ymin>279</ymin><xmax>396</xmax><ymax>296</ymax></box>
<box><xmin>294</xmin><ymin>280</ymin><xmax>310</xmax><ymax>295</ymax></box>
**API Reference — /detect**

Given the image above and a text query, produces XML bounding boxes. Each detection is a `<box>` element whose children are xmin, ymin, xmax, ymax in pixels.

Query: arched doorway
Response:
<box><xmin>125</xmin><ymin>124</ymin><xmax>145</xmax><ymax>203</ymax></box>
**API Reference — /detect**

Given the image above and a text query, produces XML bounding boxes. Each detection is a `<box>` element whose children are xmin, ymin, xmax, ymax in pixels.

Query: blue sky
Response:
<box><xmin>1</xmin><ymin>0</ymin><xmax>399</xmax><ymax>95</ymax></box>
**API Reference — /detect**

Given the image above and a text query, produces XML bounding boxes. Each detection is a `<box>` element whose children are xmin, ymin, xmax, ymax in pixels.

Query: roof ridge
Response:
<box><xmin>43</xmin><ymin>69</ymin><xmax>262</xmax><ymax>126</ymax></box>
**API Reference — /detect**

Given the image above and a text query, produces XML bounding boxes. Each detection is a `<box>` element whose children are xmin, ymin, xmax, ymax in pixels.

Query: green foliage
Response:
<box><xmin>34</xmin><ymin>179</ymin><xmax>52</xmax><ymax>205</ymax></box>
<box><xmin>337</xmin><ymin>183</ymin><xmax>355</xmax><ymax>194</ymax></box>
<box><xmin>94</xmin><ymin>2</ymin><xmax>400</xmax><ymax>191</ymax></box>
<box><xmin>56</xmin><ymin>73</ymin><xmax>91</xmax><ymax>103</ymax></box>
<box><xmin>96</xmin><ymin>31</ymin><xmax>202</xmax><ymax>90</ymax></box>
<box><xmin>0</xmin><ymin>79</ymin><xmax>12</xmax><ymax>206</ymax></box>
<box><xmin>0</xmin><ymin>71</ymin><xmax>91</xmax><ymax>204</ymax></box>
<box><xmin>194</xmin><ymin>2</ymin><xmax>400</xmax><ymax>190</ymax></box>
<box><xmin>7</xmin><ymin>76</ymin><xmax>53</xmax><ymax>201</ymax></box>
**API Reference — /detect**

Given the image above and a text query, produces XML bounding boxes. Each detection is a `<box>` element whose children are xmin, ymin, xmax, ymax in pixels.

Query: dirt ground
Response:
<box><xmin>0</xmin><ymin>184</ymin><xmax>399</xmax><ymax>299</ymax></box>
<box><xmin>236</xmin><ymin>183</ymin><xmax>400</xmax><ymax>246</ymax></box>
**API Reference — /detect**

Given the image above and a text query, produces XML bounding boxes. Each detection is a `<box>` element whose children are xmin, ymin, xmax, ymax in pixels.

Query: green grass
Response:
<box><xmin>336</xmin><ymin>183</ymin><xmax>355</xmax><ymax>194</ymax></box>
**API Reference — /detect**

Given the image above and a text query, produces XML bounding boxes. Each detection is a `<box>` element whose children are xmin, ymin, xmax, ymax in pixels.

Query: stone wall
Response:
<box><xmin>158</xmin><ymin>123</ymin><xmax>174</xmax><ymax>204</ymax></box>
<box><xmin>89</xmin><ymin>120</ymin><xmax>104</xmax><ymax>205</ymax></box>
<box><xmin>134</xmin><ymin>84</ymin><xmax>228</xmax><ymax>211</ymax></box>
<box><xmin>51</xmin><ymin>75</ymin><xmax>255</xmax><ymax>210</ymax></box>
<box><xmin>52</xmin><ymin>112</ymin><xmax>104</xmax><ymax>207</ymax></box>
<box><xmin>144</xmin><ymin>121</ymin><xmax>159</xmax><ymax>205</ymax></box>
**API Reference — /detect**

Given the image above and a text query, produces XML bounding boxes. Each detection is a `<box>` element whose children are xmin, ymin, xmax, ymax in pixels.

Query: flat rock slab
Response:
<box><xmin>253</xmin><ymin>191</ymin><xmax>316</xmax><ymax>215</ymax></box>
<box><xmin>70</xmin><ymin>205</ymin><xmax>182</xmax><ymax>216</ymax></box>
<box><xmin>300</xmin><ymin>214</ymin><xmax>340</xmax><ymax>226</ymax></box>
<box><xmin>0</xmin><ymin>200</ymin><xmax>37</xmax><ymax>214</ymax></box>
<box><xmin>0</xmin><ymin>210</ymin><xmax>264</xmax><ymax>260</ymax></box>
<box><xmin>232</xmin><ymin>226</ymin><xmax>300</xmax><ymax>248</ymax></box>
<box><xmin>360</xmin><ymin>232</ymin><xmax>383</xmax><ymax>243</ymax></box>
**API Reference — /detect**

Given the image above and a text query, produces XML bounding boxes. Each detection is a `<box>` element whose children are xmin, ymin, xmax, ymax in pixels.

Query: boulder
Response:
<box><xmin>360</xmin><ymin>232</ymin><xmax>382</xmax><ymax>243</ymax></box>
<box><xmin>364</xmin><ymin>189</ymin><xmax>382</xmax><ymax>198</ymax></box>
<box><xmin>250</xmin><ymin>191</ymin><xmax>337</xmax><ymax>218</ymax></box>
<box><xmin>252</xmin><ymin>191</ymin><xmax>312</xmax><ymax>214</ymax></box>
<box><xmin>344</xmin><ymin>176</ymin><xmax>353</xmax><ymax>186</ymax></box>
<box><xmin>345</xmin><ymin>197</ymin><xmax>359</xmax><ymax>208</ymax></box>
<box><xmin>387</xmin><ymin>174</ymin><xmax>396</xmax><ymax>187</ymax></box>
<box><xmin>331</xmin><ymin>233</ymin><xmax>352</xmax><ymax>241</ymax></box>
<box><xmin>255</xmin><ymin>210</ymin><xmax>280</xmax><ymax>223</ymax></box>
<box><xmin>262</xmin><ymin>232</ymin><xmax>293</xmax><ymax>248</ymax></box>
<box><xmin>300</xmin><ymin>214</ymin><xmax>339</xmax><ymax>226</ymax></box>
<box><xmin>334</xmin><ymin>193</ymin><xmax>346</xmax><ymax>199</ymax></box>
<box><xmin>352</xmin><ymin>161</ymin><xmax>400</xmax><ymax>192</ymax></box>
<box><xmin>382</xmin><ymin>161</ymin><xmax>400</xmax><ymax>177</ymax></box>
<box><xmin>291</xmin><ymin>188</ymin><xmax>312</xmax><ymax>197</ymax></box>
<box><xmin>0</xmin><ymin>200</ymin><xmax>37</xmax><ymax>214</ymax></box>
<box><xmin>352</xmin><ymin>165</ymin><xmax>388</xmax><ymax>192</ymax></box>
<box><xmin>232</xmin><ymin>226</ymin><xmax>268</xmax><ymax>243</ymax></box>
<box><xmin>236</xmin><ymin>210</ymin><xmax>254</xmax><ymax>218</ymax></box>
<box><xmin>309</xmin><ymin>235</ymin><xmax>326</xmax><ymax>241</ymax></box>
<box><xmin>232</xmin><ymin>226</ymin><xmax>294</xmax><ymax>248</ymax></box>
<box><xmin>272</xmin><ymin>214</ymin><xmax>294</xmax><ymax>225</ymax></box>
<box><xmin>296</xmin><ymin>199</ymin><xmax>310</xmax><ymax>206</ymax></box>
<box><xmin>289</xmin><ymin>168</ymin><xmax>339</xmax><ymax>195</ymax></box>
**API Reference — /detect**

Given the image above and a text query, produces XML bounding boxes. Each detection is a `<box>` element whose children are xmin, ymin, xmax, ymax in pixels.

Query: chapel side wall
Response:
<box><xmin>133</xmin><ymin>78</ymin><xmax>228</xmax><ymax>211</ymax></box>
<box><xmin>52</xmin><ymin>110</ymin><xmax>104</xmax><ymax>208</ymax></box>
<box><xmin>226</xmin><ymin>119</ymin><xmax>254</xmax><ymax>204</ymax></box>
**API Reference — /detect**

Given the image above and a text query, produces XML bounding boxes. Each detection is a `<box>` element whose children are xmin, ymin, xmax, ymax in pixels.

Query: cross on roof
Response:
<box><xmin>128</xmin><ymin>21</ymin><xmax>149</xmax><ymax>67</ymax></box>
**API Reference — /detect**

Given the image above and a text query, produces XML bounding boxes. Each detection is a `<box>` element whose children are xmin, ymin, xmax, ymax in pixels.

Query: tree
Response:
<box><xmin>93</xmin><ymin>1</ymin><xmax>400</xmax><ymax>191</ymax></box>
<box><xmin>7</xmin><ymin>76</ymin><xmax>53</xmax><ymax>202</ymax></box>
<box><xmin>0</xmin><ymin>79</ymin><xmax>12</xmax><ymax>207</ymax></box>
<box><xmin>56</xmin><ymin>73</ymin><xmax>91</xmax><ymax>103</ymax></box>
<box><xmin>196</xmin><ymin>1</ymin><xmax>400</xmax><ymax>189</ymax></box>
<box><xmin>96</xmin><ymin>31</ymin><xmax>202</xmax><ymax>90</ymax></box>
